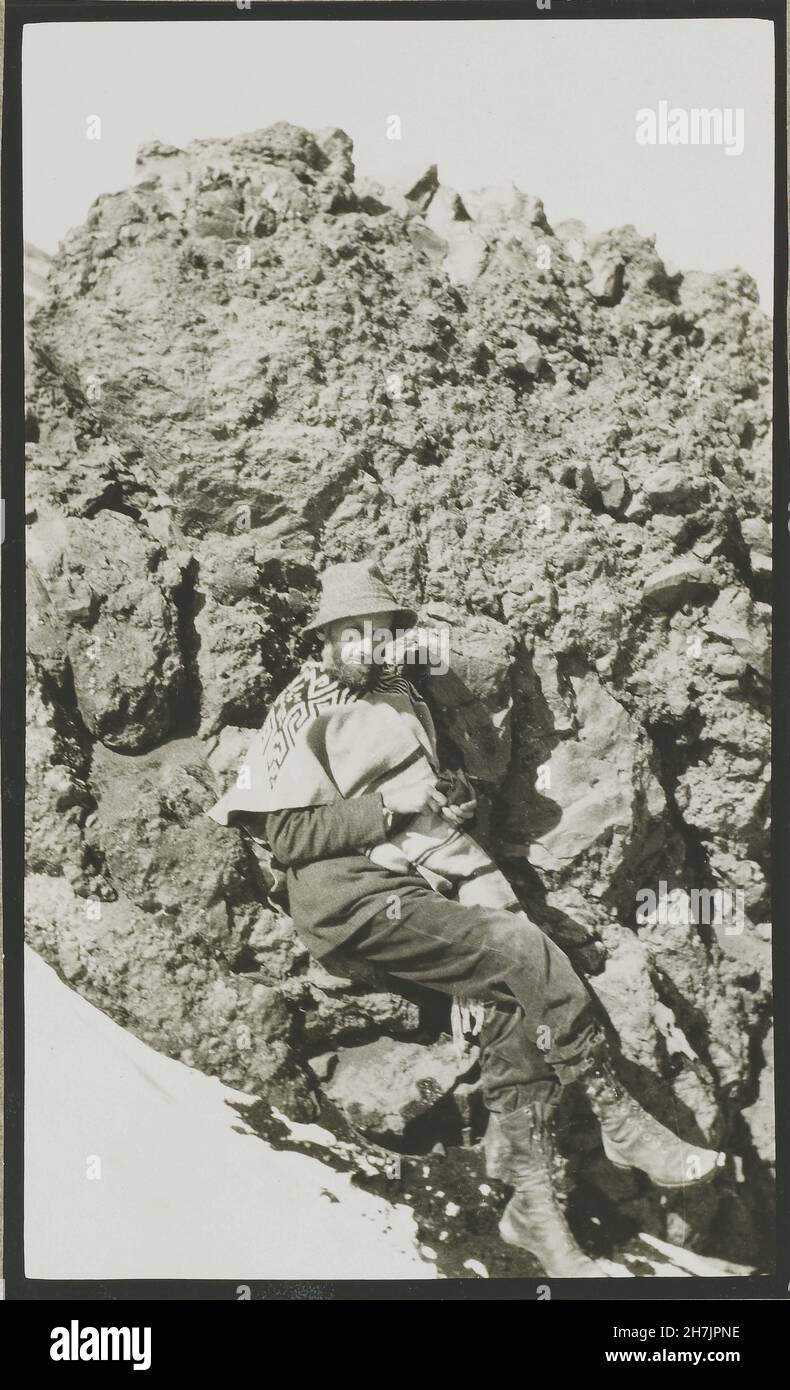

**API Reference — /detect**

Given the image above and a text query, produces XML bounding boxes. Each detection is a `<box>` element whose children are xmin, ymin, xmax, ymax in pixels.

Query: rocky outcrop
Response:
<box><xmin>24</xmin><ymin>122</ymin><xmax>773</xmax><ymax>1270</ymax></box>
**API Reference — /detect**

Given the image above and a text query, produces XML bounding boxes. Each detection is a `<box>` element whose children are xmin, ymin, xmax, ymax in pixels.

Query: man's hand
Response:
<box><xmin>435</xmin><ymin>769</ymin><xmax>477</xmax><ymax>827</ymax></box>
<box><xmin>381</xmin><ymin>773</ymin><xmax>477</xmax><ymax>826</ymax></box>
<box><xmin>439</xmin><ymin>798</ymin><xmax>477</xmax><ymax>828</ymax></box>
<box><xmin>381</xmin><ymin>780</ymin><xmax>448</xmax><ymax>817</ymax></box>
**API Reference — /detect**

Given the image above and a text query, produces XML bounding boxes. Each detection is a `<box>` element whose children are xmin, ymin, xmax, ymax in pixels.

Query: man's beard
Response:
<box><xmin>322</xmin><ymin>650</ymin><xmax>381</xmax><ymax>693</ymax></box>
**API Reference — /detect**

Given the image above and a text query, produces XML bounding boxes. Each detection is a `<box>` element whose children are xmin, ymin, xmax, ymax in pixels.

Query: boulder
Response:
<box><xmin>27</xmin><ymin>513</ymin><xmax>186</xmax><ymax>753</ymax></box>
<box><xmin>585</xmin><ymin>256</ymin><xmax>624</xmax><ymax>305</ymax></box>
<box><xmin>525</xmin><ymin>673</ymin><xmax>666</xmax><ymax>884</ymax></box>
<box><xmin>705</xmin><ymin>586</ymin><xmax>770</xmax><ymax>678</ymax></box>
<box><xmin>642</xmin><ymin>558</ymin><xmax>716</xmax><ymax>610</ymax></box>
<box><xmin>322</xmin><ymin>1037</ymin><xmax>477</xmax><ymax>1138</ymax></box>
<box><xmin>644</xmin><ymin>464</ymin><xmax>707</xmax><ymax>512</ymax></box>
<box><xmin>463</xmin><ymin>183</ymin><xmax>548</xmax><ymax>231</ymax></box>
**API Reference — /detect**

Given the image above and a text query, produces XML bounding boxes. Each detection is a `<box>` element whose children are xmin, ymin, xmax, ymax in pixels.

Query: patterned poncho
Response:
<box><xmin>206</xmin><ymin>660</ymin><xmax>519</xmax><ymax>910</ymax></box>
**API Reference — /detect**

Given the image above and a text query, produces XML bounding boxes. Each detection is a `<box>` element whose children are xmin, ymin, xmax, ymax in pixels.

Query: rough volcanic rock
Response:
<box><xmin>321</xmin><ymin>1037</ymin><xmax>477</xmax><ymax>1141</ymax></box>
<box><xmin>28</xmin><ymin>509</ymin><xmax>187</xmax><ymax>752</ymax></box>
<box><xmin>23</xmin><ymin>121</ymin><xmax>773</xmax><ymax>1268</ymax></box>
<box><xmin>642</xmin><ymin>557</ymin><xmax>716</xmax><ymax>611</ymax></box>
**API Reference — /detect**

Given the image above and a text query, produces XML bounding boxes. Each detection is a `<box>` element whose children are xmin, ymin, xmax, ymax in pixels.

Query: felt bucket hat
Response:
<box><xmin>304</xmin><ymin>561</ymin><xmax>418</xmax><ymax>633</ymax></box>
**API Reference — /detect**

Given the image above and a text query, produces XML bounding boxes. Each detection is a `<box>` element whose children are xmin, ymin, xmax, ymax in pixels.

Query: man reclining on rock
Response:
<box><xmin>207</xmin><ymin>561</ymin><xmax>725</xmax><ymax>1278</ymax></box>
<box><xmin>210</xmin><ymin>586</ymin><xmax>528</xmax><ymax>1039</ymax></box>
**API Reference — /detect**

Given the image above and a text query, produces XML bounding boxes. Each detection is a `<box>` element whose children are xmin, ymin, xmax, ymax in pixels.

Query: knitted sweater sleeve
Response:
<box><xmin>247</xmin><ymin>796</ymin><xmax>390</xmax><ymax>868</ymax></box>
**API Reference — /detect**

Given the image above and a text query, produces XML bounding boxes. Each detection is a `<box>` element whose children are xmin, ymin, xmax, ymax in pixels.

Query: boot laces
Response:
<box><xmin>503</xmin><ymin>1110</ymin><xmax>591</xmax><ymax>1264</ymax></box>
<box><xmin>582</xmin><ymin>1058</ymin><xmax>625</xmax><ymax>1100</ymax></box>
<box><xmin>508</xmin><ymin>1112</ymin><xmax>569</xmax><ymax>1205</ymax></box>
<box><xmin>583</xmin><ymin>1062</ymin><xmax>696</xmax><ymax>1158</ymax></box>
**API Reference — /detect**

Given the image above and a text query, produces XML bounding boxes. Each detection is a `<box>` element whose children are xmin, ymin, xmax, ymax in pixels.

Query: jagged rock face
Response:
<box><xmin>24</xmin><ymin>122</ymin><xmax>773</xmax><ymax>1266</ymax></box>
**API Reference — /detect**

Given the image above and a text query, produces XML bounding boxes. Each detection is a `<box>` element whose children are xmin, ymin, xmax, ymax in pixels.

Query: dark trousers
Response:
<box><xmin>326</xmin><ymin>889</ymin><xmax>608</xmax><ymax>1115</ymax></box>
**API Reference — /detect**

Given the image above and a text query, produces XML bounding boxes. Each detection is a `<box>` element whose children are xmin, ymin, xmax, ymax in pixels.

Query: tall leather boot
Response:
<box><xmin>579</xmin><ymin>1055</ymin><xmax>726</xmax><ymax>1189</ymax></box>
<box><xmin>484</xmin><ymin>1105</ymin><xmax>609</xmax><ymax>1277</ymax></box>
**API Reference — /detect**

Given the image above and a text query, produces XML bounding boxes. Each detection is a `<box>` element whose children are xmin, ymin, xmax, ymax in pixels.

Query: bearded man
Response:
<box><xmin>208</xmin><ymin>561</ymin><xmax>725</xmax><ymax>1277</ymax></box>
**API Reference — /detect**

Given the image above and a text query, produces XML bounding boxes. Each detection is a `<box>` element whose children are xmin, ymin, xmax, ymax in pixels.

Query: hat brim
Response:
<box><xmin>304</xmin><ymin>602</ymin><xmax>419</xmax><ymax>634</ymax></box>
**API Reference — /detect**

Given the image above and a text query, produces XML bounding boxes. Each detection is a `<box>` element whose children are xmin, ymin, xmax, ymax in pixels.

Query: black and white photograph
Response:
<box><xmin>3</xmin><ymin>0</ymin><xmax>786</xmax><ymax>1316</ymax></box>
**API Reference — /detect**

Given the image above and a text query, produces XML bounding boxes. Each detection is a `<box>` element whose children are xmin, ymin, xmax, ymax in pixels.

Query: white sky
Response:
<box><xmin>22</xmin><ymin>17</ymin><xmax>775</xmax><ymax>307</ymax></box>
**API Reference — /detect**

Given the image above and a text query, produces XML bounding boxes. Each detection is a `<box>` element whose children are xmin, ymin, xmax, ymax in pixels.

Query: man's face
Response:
<box><xmin>320</xmin><ymin>609</ymin><xmax>396</xmax><ymax>691</ymax></box>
